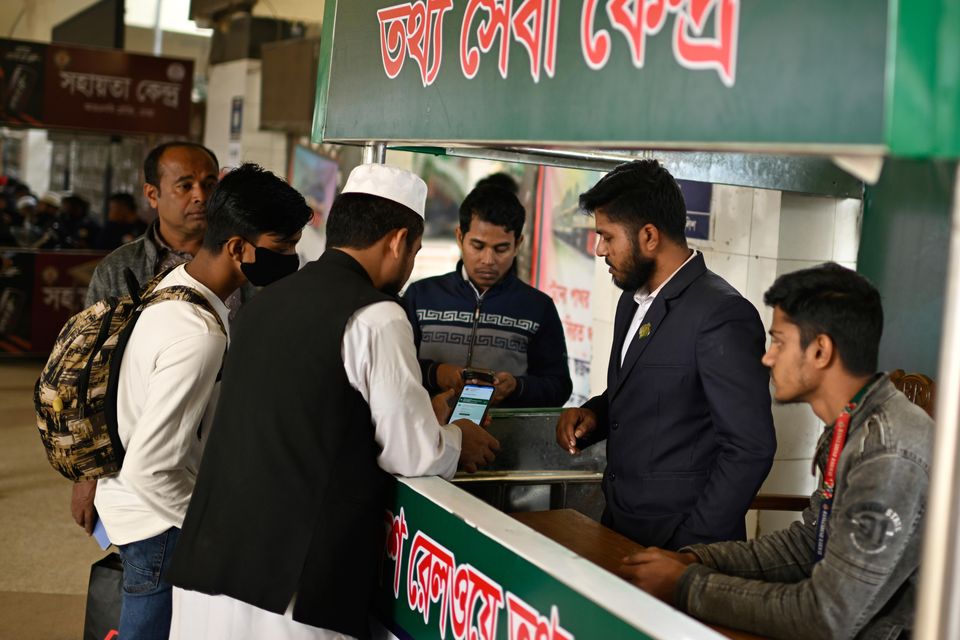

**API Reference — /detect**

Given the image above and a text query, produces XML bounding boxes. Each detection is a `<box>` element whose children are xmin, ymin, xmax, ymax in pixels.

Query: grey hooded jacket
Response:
<box><xmin>676</xmin><ymin>375</ymin><xmax>933</xmax><ymax>640</ymax></box>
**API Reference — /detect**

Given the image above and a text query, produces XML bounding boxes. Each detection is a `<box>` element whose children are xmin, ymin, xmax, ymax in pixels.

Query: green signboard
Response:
<box><xmin>374</xmin><ymin>477</ymin><xmax>721</xmax><ymax>640</ymax></box>
<box><xmin>315</xmin><ymin>0</ymin><xmax>889</xmax><ymax>151</ymax></box>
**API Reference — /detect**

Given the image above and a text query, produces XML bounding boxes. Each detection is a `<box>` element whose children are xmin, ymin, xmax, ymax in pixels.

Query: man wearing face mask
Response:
<box><xmin>165</xmin><ymin>164</ymin><xmax>499</xmax><ymax>640</ymax></box>
<box><xmin>72</xmin><ymin>142</ymin><xmax>251</xmax><ymax>540</ymax></box>
<box><xmin>93</xmin><ymin>164</ymin><xmax>310</xmax><ymax>640</ymax></box>
<box><xmin>555</xmin><ymin>160</ymin><xmax>776</xmax><ymax>550</ymax></box>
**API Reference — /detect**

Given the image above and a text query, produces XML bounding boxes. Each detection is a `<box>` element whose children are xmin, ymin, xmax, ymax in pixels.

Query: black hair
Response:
<box><xmin>61</xmin><ymin>195</ymin><xmax>89</xmax><ymax>217</ymax></box>
<box><xmin>474</xmin><ymin>172</ymin><xmax>519</xmax><ymax>195</ymax></box>
<box><xmin>326</xmin><ymin>192</ymin><xmax>423</xmax><ymax>249</ymax></box>
<box><xmin>108</xmin><ymin>192</ymin><xmax>136</xmax><ymax>211</ymax></box>
<box><xmin>579</xmin><ymin>159</ymin><xmax>687</xmax><ymax>245</ymax></box>
<box><xmin>143</xmin><ymin>141</ymin><xmax>219</xmax><ymax>188</ymax></box>
<box><xmin>202</xmin><ymin>163</ymin><xmax>312</xmax><ymax>251</ymax></box>
<box><xmin>763</xmin><ymin>262</ymin><xmax>883</xmax><ymax>376</ymax></box>
<box><xmin>459</xmin><ymin>184</ymin><xmax>525</xmax><ymax>240</ymax></box>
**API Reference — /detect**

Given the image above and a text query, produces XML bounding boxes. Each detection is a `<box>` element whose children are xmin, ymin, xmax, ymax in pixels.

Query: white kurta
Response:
<box><xmin>171</xmin><ymin>300</ymin><xmax>463</xmax><ymax>639</ymax></box>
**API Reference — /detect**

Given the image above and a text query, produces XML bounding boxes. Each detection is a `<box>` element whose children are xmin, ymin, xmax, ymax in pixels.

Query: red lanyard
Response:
<box><xmin>814</xmin><ymin>401</ymin><xmax>857</xmax><ymax>561</ymax></box>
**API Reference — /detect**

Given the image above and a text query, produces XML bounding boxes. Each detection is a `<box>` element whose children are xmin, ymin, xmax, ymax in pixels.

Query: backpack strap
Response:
<box><xmin>139</xmin><ymin>286</ymin><xmax>227</xmax><ymax>336</ymax></box>
<box><xmin>123</xmin><ymin>268</ymin><xmax>143</xmax><ymax>306</ymax></box>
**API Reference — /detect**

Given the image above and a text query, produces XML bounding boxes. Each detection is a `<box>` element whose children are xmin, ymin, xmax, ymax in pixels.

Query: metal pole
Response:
<box><xmin>361</xmin><ymin>142</ymin><xmax>386</xmax><ymax>164</ymax></box>
<box><xmin>153</xmin><ymin>0</ymin><xmax>164</xmax><ymax>56</ymax></box>
<box><xmin>915</xmin><ymin>164</ymin><xmax>960</xmax><ymax>640</ymax></box>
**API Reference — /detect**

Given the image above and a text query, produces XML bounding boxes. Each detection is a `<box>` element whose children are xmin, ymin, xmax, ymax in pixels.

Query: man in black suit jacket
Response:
<box><xmin>556</xmin><ymin>160</ymin><xmax>776</xmax><ymax>549</ymax></box>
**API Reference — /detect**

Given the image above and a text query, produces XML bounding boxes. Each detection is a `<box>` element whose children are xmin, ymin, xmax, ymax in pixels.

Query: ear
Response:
<box><xmin>455</xmin><ymin>226</ymin><xmax>464</xmax><ymax>249</ymax></box>
<box><xmin>810</xmin><ymin>334</ymin><xmax>835</xmax><ymax>370</ymax></box>
<box><xmin>388</xmin><ymin>228</ymin><xmax>409</xmax><ymax>259</ymax></box>
<box><xmin>143</xmin><ymin>183</ymin><xmax>159</xmax><ymax>209</ymax></box>
<box><xmin>515</xmin><ymin>233</ymin><xmax>525</xmax><ymax>250</ymax></box>
<box><xmin>224</xmin><ymin>236</ymin><xmax>247</xmax><ymax>262</ymax></box>
<box><xmin>638</xmin><ymin>223</ymin><xmax>660</xmax><ymax>253</ymax></box>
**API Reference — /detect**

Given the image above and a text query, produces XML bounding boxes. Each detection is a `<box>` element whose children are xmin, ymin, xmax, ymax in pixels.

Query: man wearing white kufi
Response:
<box><xmin>166</xmin><ymin>164</ymin><xmax>499</xmax><ymax>639</ymax></box>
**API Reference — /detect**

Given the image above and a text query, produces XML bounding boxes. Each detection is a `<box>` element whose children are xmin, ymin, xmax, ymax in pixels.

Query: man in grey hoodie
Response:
<box><xmin>619</xmin><ymin>263</ymin><xmax>933</xmax><ymax>640</ymax></box>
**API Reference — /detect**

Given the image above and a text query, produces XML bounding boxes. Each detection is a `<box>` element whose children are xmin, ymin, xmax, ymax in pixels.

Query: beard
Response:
<box><xmin>381</xmin><ymin>276</ymin><xmax>405</xmax><ymax>297</ymax></box>
<box><xmin>610</xmin><ymin>251</ymin><xmax>656</xmax><ymax>291</ymax></box>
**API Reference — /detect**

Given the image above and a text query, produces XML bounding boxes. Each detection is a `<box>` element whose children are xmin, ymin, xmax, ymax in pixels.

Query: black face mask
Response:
<box><xmin>240</xmin><ymin>246</ymin><xmax>299</xmax><ymax>286</ymax></box>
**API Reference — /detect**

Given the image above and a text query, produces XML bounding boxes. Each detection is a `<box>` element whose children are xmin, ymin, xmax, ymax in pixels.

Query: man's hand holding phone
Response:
<box><xmin>450</xmin><ymin>383</ymin><xmax>499</xmax><ymax>472</ymax></box>
<box><xmin>435</xmin><ymin>363</ymin><xmax>467</xmax><ymax>392</ymax></box>
<box><xmin>455</xmin><ymin>419</ymin><xmax>500</xmax><ymax>473</ymax></box>
<box><xmin>490</xmin><ymin>371</ymin><xmax>517</xmax><ymax>405</ymax></box>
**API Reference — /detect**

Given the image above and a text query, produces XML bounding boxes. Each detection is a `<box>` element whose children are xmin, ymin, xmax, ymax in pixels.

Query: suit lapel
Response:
<box><xmin>608</xmin><ymin>252</ymin><xmax>708</xmax><ymax>400</ymax></box>
<box><xmin>608</xmin><ymin>292</ymin><xmax>638</xmax><ymax>390</ymax></box>
<box><xmin>610</xmin><ymin>296</ymin><xmax>667</xmax><ymax>399</ymax></box>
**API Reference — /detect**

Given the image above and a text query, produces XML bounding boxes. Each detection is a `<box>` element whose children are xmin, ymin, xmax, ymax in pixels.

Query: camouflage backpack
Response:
<box><xmin>34</xmin><ymin>267</ymin><xmax>226</xmax><ymax>481</ymax></box>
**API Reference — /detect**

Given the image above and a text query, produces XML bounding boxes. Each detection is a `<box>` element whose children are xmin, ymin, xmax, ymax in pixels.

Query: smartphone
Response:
<box><xmin>461</xmin><ymin>367</ymin><xmax>496</xmax><ymax>384</ymax></box>
<box><xmin>449</xmin><ymin>383</ymin><xmax>495</xmax><ymax>424</ymax></box>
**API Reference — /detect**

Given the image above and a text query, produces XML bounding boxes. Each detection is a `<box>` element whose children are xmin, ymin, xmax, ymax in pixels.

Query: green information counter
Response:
<box><xmin>374</xmin><ymin>476</ymin><xmax>740</xmax><ymax>640</ymax></box>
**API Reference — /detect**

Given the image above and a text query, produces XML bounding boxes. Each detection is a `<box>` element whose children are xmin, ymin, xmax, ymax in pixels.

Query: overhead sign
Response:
<box><xmin>0</xmin><ymin>38</ymin><xmax>193</xmax><ymax>136</ymax></box>
<box><xmin>315</xmin><ymin>0</ymin><xmax>888</xmax><ymax>151</ymax></box>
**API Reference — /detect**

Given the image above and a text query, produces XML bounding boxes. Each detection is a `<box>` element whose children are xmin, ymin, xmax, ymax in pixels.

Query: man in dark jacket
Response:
<box><xmin>403</xmin><ymin>184</ymin><xmax>572</xmax><ymax>407</ymax></box>
<box><xmin>620</xmin><ymin>263</ymin><xmax>932</xmax><ymax>640</ymax></box>
<box><xmin>556</xmin><ymin>160</ymin><xmax>776</xmax><ymax>549</ymax></box>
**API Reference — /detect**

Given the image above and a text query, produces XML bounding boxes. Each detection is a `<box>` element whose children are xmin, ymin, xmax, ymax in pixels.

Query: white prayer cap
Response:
<box><xmin>40</xmin><ymin>191</ymin><xmax>61</xmax><ymax>208</ymax></box>
<box><xmin>341</xmin><ymin>164</ymin><xmax>426</xmax><ymax>219</ymax></box>
<box><xmin>16</xmin><ymin>195</ymin><xmax>37</xmax><ymax>210</ymax></box>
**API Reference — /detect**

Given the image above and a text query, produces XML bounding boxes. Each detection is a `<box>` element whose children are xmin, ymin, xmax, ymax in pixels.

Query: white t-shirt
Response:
<box><xmin>95</xmin><ymin>264</ymin><xmax>229</xmax><ymax>545</ymax></box>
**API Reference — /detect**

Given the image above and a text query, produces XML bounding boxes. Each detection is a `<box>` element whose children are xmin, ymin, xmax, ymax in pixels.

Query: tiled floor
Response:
<box><xmin>0</xmin><ymin>359</ymin><xmax>104</xmax><ymax>639</ymax></box>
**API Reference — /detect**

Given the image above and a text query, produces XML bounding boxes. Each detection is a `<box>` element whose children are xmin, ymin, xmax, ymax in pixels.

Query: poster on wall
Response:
<box><xmin>531</xmin><ymin>167</ymin><xmax>603</xmax><ymax>407</ymax></box>
<box><xmin>0</xmin><ymin>39</ymin><xmax>47</xmax><ymax>126</ymax></box>
<box><xmin>289</xmin><ymin>145</ymin><xmax>340</xmax><ymax>264</ymax></box>
<box><xmin>0</xmin><ymin>249</ymin><xmax>101</xmax><ymax>355</ymax></box>
<box><xmin>290</xmin><ymin>145</ymin><xmax>339</xmax><ymax>230</ymax></box>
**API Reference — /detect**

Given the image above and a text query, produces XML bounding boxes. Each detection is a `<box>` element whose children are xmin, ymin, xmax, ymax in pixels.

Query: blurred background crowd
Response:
<box><xmin>0</xmin><ymin>175</ymin><xmax>144</xmax><ymax>251</ymax></box>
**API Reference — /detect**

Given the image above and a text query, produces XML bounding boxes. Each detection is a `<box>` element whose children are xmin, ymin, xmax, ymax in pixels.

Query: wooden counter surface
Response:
<box><xmin>510</xmin><ymin>510</ymin><xmax>766</xmax><ymax>640</ymax></box>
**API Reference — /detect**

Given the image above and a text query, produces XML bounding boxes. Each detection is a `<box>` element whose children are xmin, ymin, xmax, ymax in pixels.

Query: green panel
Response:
<box><xmin>886</xmin><ymin>0</ymin><xmax>960</xmax><ymax>157</ymax></box>
<box><xmin>858</xmin><ymin>158</ymin><xmax>957</xmax><ymax>375</ymax></box>
<box><xmin>376</xmin><ymin>479</ymin><xmax>652</xmax><ymax>639</ymax></box>
<box><xmin>311</xmin><ymin>0</ymin><xmax>339</xmax><ymax>142</ymax></box>
<box><xmin>314</xmin><ymin>1</ymin><xmax>887</xmax><ymax>148</ymax></box>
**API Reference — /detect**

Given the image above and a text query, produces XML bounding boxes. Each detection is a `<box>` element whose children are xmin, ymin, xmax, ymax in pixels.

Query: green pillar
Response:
<box><xmin>858</xmin><ymin>158</ymin><xmax>958</xmax><ymax>376</ymax></box>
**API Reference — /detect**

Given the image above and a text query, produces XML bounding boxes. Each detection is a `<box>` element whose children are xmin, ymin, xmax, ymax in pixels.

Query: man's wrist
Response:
<box><xmin>513</xmin><ymin>376</ymin><xmax>524</xmax><ymax>398</ymax></box>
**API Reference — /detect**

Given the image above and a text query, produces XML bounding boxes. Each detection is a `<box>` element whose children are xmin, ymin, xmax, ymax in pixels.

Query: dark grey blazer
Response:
<box><xmin>583</xmin><ymin>252</ymin><xmax>776</xmax><ymax>549</ymax></box>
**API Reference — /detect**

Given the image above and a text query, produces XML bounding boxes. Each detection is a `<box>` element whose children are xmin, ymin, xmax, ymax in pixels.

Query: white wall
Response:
<box><xmin>588</xmin><ymin>186</ymin><xmax>863</xmax><ymax>536</ymax></box>
<box><xmin>204</xmin><ymin>59</ymin><xmax>287</xmax><ymax>175</ymax></box>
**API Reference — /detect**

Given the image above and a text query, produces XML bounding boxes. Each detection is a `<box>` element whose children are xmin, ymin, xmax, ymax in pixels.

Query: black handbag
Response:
<box><xmin>83</xmin><ymin>552</ymin><xmax>122</xmax><ymax>640</ymax></box>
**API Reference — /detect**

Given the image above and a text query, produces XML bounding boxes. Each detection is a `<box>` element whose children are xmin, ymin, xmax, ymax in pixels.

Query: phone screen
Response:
<box><xmin>449</xmin><ymin>384</ymin><xmax>495</xmax><ymax>423</ymax></box>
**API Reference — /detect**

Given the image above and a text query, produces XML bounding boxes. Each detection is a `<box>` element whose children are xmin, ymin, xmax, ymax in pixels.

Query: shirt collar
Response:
<box><xmin>152</xmin><ymin>221</ymin><xmax>192</xmax><ymax>260</ymax></box>
<box><xmin>633</xmin><ymin>249</ymin><xmax>698</xmax><ymax>305</ymax></box>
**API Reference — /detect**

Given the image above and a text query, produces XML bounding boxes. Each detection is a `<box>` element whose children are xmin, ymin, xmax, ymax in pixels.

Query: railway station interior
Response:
<box><xmin>0</xmin><ymin>1</ymin><xmax>958</xmax><ymax>639</ymax></box>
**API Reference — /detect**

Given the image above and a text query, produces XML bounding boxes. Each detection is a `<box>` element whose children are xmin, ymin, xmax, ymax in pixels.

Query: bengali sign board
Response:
<box><xmin>375</xmin><ymin>478</ymin><xmax>657</xmax><ymax>640</ymax></box>
<box><xmin>315</xmin><ymin>0</ymin><xmax>888</xmax><ymax>150</ymax></box>
<box><xmin>0</xmin><ymin>249</ymin><xmax>103</xmax><ymax>356</ymax></box>
<box><xmin>0</xmin><ymin>38</ymin><xmax>192</xmax><ymax>136</ymax></box>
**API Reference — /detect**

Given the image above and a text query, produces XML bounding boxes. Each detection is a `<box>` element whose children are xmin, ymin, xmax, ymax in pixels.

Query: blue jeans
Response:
<box><xmin>117</xmin><ymin>527</ymin><xmax>180</xmax><ymax>640</ymax></box>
